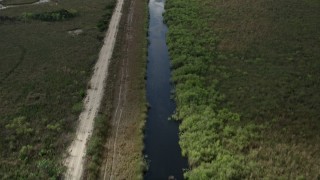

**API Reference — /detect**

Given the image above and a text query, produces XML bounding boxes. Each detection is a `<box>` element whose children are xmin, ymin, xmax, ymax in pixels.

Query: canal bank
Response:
<box><xmin>144</xmin><ymin>0</ymin><xmax>188</xmax><ymax>179</ymax></box>
<box><xmin>95</xmin><ymin>0</ymin><xmax>148</xmax><ymax>179</ymax></box>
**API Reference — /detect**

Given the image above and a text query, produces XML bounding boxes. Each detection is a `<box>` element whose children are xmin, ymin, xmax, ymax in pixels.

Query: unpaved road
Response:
<box><xmin>63</xmin><ymin>0</ymin><xmax>124</xmax><ymax>179</ymax></box>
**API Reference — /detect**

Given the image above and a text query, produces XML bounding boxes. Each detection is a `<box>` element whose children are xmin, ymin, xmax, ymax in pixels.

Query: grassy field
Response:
<box><xmin>211</xmin><ymin>0</ymin><xmax>320</xmax><ymax>178</ymax></box>
<box><xmin>0</xmin><ymin>0</ymin><xmax>115</xmax><ymax>178</ymax></box>
<box><xmin>165</xmin><ymin>0</ymin><xmax>320</xmax><ymax>178</ymax></box>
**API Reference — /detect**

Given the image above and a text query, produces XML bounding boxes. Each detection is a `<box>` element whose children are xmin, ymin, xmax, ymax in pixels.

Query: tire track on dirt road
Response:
<box><xmin>63</xmin><ymin>0</ymin><xmax>124</xmax><ymax>179</ymax></box>
<box><xmin>102</xmin><ymin>0</ymin><xmax>135</xmax><ymax>179</ymax></box>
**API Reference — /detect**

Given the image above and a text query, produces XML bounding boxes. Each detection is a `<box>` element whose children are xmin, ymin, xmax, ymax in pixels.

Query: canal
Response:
<box><xmin>144</xmin><ymin>0</ymin><xmax>188</xmax><ymax>179</ymax></box>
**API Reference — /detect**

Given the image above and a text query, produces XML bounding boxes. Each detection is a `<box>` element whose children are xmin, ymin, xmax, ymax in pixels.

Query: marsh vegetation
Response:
<box><xmin>165</xmin><ymin>0</ymin><xmax>320</xmax><ymax>178</ymax></box>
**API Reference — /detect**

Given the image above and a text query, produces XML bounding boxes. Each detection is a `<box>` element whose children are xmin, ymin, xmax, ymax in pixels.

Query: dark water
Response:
<box><xmin>144</xmin><ymin>0</ymin><xmax>188</xmax><ymax>179</ymax></box>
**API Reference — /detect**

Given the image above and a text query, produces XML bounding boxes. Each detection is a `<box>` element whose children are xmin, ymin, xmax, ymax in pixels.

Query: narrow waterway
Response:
<box><xmin>144</xmin><ymin>0</ymin><xmax>188</xmax><ymax>179</ymax></box>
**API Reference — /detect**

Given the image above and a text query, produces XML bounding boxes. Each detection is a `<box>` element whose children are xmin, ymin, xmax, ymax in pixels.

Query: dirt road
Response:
<box><xmin>63</xmin><ymin>0</ymin><xmax>124</xmax><ymax>179</ymax></box>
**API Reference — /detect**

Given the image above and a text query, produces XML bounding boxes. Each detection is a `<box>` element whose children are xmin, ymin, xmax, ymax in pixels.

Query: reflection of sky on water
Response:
<box><xmin>149</xmin><ymin>0</ymin><xmax>167</xmax><ymax>40</ymax></box>
<box><xmin>144</xmin><ymin>0</ymin><xmax>188</xmax><ymax>179</ymax></box>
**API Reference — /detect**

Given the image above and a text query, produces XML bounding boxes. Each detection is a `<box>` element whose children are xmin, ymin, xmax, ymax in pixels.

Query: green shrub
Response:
<box><xmin>5</xmin><ymin>116</ymin><xmax>34</xmax><ymax>137</ymax></box>
<box><xmin>164</xmin><ymin>0</ymin><xmax>258</xmax><ymax>178</ymax></box>
<box><xmin>19</xmin><ymin>145</ymin><xmax>33</xmax><ymax>161</ymax></box>
<box><xmin>71</xmin><ymin>102</ymin><xmax>83</xmax><ymax>113</ymax></box>
<box><xmin>97</xmin><ymin>1</ymin><xmax>116</xmax><ymax>32</ymax></box>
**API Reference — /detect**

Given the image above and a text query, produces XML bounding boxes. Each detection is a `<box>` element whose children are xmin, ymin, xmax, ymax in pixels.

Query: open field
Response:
<box><xmin>165</xmin><ymin>0</ymin><xmax>320</xmax><ymax>178</ymax></box>
<box><xmin>0</xmin><ymin>0</ymin><xmax>115</xmax><ymax>178</ymax></box>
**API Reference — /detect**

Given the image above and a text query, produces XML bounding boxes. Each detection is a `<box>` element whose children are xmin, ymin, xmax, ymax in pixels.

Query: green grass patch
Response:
<box><xmin>71</xmin><ymin>102</ymin><xmax>83</xmax><ymax>113</ymax></box>
<box><xmin>86</xmin><ymin>115</ymin><xmax>109</xmax><ymax>179</ymax></box>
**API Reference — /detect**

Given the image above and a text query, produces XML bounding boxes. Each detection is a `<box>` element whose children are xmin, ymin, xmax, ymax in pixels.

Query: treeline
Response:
<box><xmin>22</xmin><ymin>9</ymin><xmax>78</xmax><ymax>21</ymax></box>
<box><xmin>0</xmin><ymin>9</ymin><xmax>78</xmax><ymax>23</ymax></box>
<box><xmin>164</xmin><ymin>0</ymin><xmax>258</xmax><ymax>178</ymax></box>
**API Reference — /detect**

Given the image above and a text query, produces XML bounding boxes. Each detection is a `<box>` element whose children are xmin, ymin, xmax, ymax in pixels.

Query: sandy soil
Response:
<box><xmin>63</xmin><ymin>0</ymin><xmax>124</xmax><ymax>179</ymax></box>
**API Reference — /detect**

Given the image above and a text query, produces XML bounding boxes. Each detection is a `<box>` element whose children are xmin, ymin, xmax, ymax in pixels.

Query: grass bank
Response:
<box><xmin>84</xmin><ymin>0</ymin><xmax>148</xmax><ymax>179</ymax></box>
<box><xmin>0</xmin><ymin>0</ymin><xmax>115</xmax><ymax>178</ymax></box>
<box><xmin>165</xmin><ymin>0</ymin><xmax>320</xmax><ymax>178</ymax></box>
